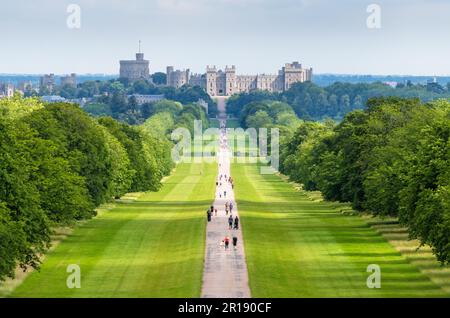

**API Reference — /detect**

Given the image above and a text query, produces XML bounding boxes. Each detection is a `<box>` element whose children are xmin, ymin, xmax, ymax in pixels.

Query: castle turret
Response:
<box><xmin>136</xmin><ymin>53</ymin><xmax>144</xmax><ymax>61</ymax></box>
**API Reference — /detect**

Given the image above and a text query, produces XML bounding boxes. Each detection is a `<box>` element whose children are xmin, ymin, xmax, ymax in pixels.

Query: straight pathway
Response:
<box><xmin>201</xmin><ymin>114</ymin><xmax>251</xmax><ymax>298</ymax></box>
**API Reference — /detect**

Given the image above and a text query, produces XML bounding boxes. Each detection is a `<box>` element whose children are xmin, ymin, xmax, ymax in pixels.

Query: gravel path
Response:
<box><xmin>200</xmin><ymin>113</ymin><xmax>251</xmax><ymax>298</ymax></box>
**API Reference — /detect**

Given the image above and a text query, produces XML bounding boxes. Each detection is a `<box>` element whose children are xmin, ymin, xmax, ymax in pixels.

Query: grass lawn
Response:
<box><xmin>232</xmin><ymin>163</ymin><xmax>449</xmax><ymax>297</ymax></box>
<box><xmin>224</xmin><ymin>118</ymin><xmax>240</xmax><ymax>128</ymax></box>
<box><xmin>10</xmin><ymin>162</ymin><xmax>216</xmax><ymax>298</ymax></box>
<box><xmin>209</xmin><ymin>118</ymin><xmax>220</xmax><ymax>128</ymax></box>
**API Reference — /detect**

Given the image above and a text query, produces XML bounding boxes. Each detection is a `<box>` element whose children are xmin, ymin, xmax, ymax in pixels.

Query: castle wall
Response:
<box><xmin>189</xmin><ymin>74</ymin><xmax>206</xmax><ymax>88</ymax></box>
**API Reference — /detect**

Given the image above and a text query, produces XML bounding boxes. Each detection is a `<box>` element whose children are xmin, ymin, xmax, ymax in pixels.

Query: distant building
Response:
<box><xmin>40</xmin><ymin>95</ymin><xmax>89</xmax><ymax>106</ymax></box>
<box><xmin>40</xmin><ymin>74</ymin><xmax>56</xmax><ymax>91</ymax></box>
<box><xmin>281</xmin><ymin>62</ymin><xmax>313</xmax><ymax>91</ymax></box>
<box><xmin>68</xmin><ymin>97</ymin><xmax>89</xmax><ymax>107</ymax></box>
<box><xmin>0</xmin><ymin>83</ymin><xmax>15</xmax><ymax>98</ymax></box>
<box><xmin>427</xmin><ymin>77</ymin><xmax>438</xmax><ymax>84</ymax></box>
<box><xmin>41</xmin><ymin>95</ymin><xmax>66</xmax><ymax>103</ymax></box>
<box><xmin>129</xmin><ymin>94</ymin><xmax>165</xmax><ymax>105</ymax></box>
<box><xmin>61</xmin><ymin>73</ymin><xmax>77</xmax><ymax>87</ymax></box>
<box><xmin>166</xmin><ymin>62</ymin><xmax>312</xmax><ymax>96</ymax></box>
<box><xmin>120</xmin><ymin>49</ymin><xmax>150</xmax><ymax>83</ymax></box>
<box><xmin>384</xmin><ymin>81</ymin><xmax>398</xmax><ymax>88</ymax></box>
<box><xmin>166</xmin><ymin>66</ymin><xmax>190</xmax><ymax>89</ymax></box>
<box><xmin>18</xmin><ymin>81</ymin><xmax>33</xmax><ymax>92</ymax></box>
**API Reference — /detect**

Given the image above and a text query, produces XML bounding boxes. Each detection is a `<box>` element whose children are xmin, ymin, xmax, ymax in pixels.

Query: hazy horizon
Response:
<box><xmin>2</xmin><ymin>0</ymin><xmax>450</xmax><ymax>76</ymax></box>
<box><xmin>1</xmin><ymin>72</ymin><xmax>450</xmax><ymax>77</ymax></box>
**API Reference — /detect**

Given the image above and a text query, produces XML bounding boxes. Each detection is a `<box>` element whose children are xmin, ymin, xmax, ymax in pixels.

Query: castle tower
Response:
<box><xmin>206</xmin><ymin>65</ymin><xmax>217</xmax><ymax>96</ymax></box>
<box><xmin>225</xmin><ymin>65</ymin><xmax>236</xmax><ymax>96</ymax></box>
<box><xmin>166</xmin><ymin>66</ymin><xmax>190</xmax><ymax>88</ymax></box>
<box><xmin>119</xmin><ymin>42</ymin><xmax>150</xmax><ymax>82</ymax></box>
<box><xmin>281</xmin><ymin>61</ymin><xmax>311</xmax><ymax>91</ymax></box>
<box><xmin>166</xmin><ymin>66</ymin><xmax>174</xmax><ymax>85</ymax></box>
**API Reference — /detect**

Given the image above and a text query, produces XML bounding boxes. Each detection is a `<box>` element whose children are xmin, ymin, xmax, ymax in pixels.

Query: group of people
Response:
<box><xmin>222</xmin><ymin>235</ymin><xmax>238</xmax><ymax>250</ymax></box>
<box><xmin>216</xmin><ymin>173</ymin><xmax>234</xmax><ymax>197</ymax></box>
<box><xmin>206</xmin><ymin>201</ymin><xmax>239</xmax><ymax>227</ymax></box>
<box><xmin>225</xmin><ymin>201</ymin><xmax>233</xmax><ymax>214</ymax></box>
<box><xmin>228</xmin><ymin>214</ymin><xmax>239</xmax><ymax>230</ymax></box>
<box><xmin>205</xmin><ymin>121</ymin><xmax>241</xmax><ymax>251</ymax></box>
<box><xmin>206</xmin><ymin>201</ymin><xmax>239</xmax><ymax>250</ymax></box>
<box><xmin>206</xmin><ymin>205</ymin><xmax>217</xmax><ymax>222</ymax></box>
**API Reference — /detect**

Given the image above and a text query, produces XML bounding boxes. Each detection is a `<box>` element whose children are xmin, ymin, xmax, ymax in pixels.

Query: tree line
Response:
<box><xmin>86</xmin><ymin>81</ymin><xmax>217</xmax><ymax>124</ymax></box>
<box><xmin>0</xmin><ymin>95</ymin><xmax>210</xmax><ymax>281</ymax></box>
<box><xmin>227</xmin><ymin>81</ymin><xmax>450</xmax><ymax>121</ymax></box>
<box><xmin>237</xmin><ymin>96</ymin><xmax>450</xmax><ymax>264</ymax></box>
<box><xmin>27</xmin><ymin>78</ymin><xmax>218</xmax><ymax>124</ymax></box>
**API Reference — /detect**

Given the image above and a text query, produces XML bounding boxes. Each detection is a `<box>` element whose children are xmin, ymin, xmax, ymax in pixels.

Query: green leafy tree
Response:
<box><xmin>100</xmin><ymin>126</ymin><xmax>134</xmax><ymax>199</ymax></box>
<box><xmin>246</xmin><ymin>110</ymin><xmax>273</xmax><ymax>129</ymax></box>
<box><xmin>0</xmin><ymin>119</ymin><xmax>51</xmax><ymax>280</ymax></box>
<box><xmin>152</xmin><ymin>72</ymin><xmax>167</xmax><ymax>85</ymax></box>
<box><xmin>98</xmin><ymin>117</ymin><xmax>163</xmax><ymax>192</ymax></box>
<box><xmin>27</xmin><ymin>104</ymin><xmax>115</xmax><ymax>206</ymax></box>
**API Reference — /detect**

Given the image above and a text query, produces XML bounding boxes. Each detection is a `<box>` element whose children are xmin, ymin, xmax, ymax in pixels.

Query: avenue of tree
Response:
<box><xmin>235</xmin><ymin>96</ymin><xmax>450</xmax><ymax>264</ymax></box>
<box><xmin>1</xmin><ymin>80</ymin><xmax>449</xmax><ymax>284</ymax></box>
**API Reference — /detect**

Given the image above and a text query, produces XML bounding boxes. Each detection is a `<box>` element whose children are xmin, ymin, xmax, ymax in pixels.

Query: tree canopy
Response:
<box><xmin>0</xmin><ymin>96</ymin><xmax>175</xmax><ymax>281</ymax></box>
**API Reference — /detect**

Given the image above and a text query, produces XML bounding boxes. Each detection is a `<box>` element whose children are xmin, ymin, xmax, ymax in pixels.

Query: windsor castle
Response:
<box><xmin>167</xmin><ymin>62</ymin><xmax>312</xmax><ymax>96</ymax></box>
<box><xmin>120</xmin><ymin>51</ymin><xmax>312</xmax><ymax>97</ymax></box>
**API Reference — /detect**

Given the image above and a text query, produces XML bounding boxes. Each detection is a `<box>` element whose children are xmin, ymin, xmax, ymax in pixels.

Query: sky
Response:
<box><xmin>1</xmin><ymin>0</ymin><xmax>450</xmax><ymax>76</ymax></box>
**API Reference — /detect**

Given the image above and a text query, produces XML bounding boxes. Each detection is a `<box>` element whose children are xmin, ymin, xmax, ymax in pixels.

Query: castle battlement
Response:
<box><xmin>225</xmin><ymin>65</ymin><xmax>236</xmax><ymax>72</ymax></box>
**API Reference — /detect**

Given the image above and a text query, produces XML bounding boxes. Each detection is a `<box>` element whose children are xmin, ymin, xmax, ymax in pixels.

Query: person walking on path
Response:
<box><xmin>234</xmin><ymin>216</ymin><xmax>239</xmax><ymax>230</ymax></box>
<box><xmin>230</xmin><ymin>202</ymin><xmax>233</xmax><ymax>213</ymax></box>
<box><xmin>232</xmin><ymin>236</ymin><xmax>238</xmax><ymax>250</ymax></box>
<box><xmin>224</xmin><ymin>236</ymin><xmax>230</xmax><ymax>250</ymax></box>
<box><xmin>224</xmin><ymin>191</ymin><xmax>227</xmax><ymax>198</ymax></box>
<box><xmin>207</xmin><ymin>209</ymin><xmax>212</xmax><ymax>222</ymax></box>
<box><xmin>228</xmin><ymin>215</ymin><xmax>233</xmax><ymax>230</ymax></box>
